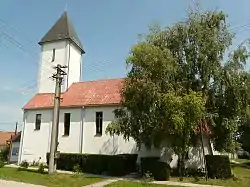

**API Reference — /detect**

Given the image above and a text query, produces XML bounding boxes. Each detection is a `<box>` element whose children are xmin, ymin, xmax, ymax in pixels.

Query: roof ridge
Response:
<box><xmin>74</xmin><ymin>77</ymin><xmax>125</xmax><ymax>84</ymax></box>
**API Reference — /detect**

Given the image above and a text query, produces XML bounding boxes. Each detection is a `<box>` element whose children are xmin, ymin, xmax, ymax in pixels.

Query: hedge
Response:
<box><xmin>140</xmin><ymin>156</ymin><xmax>160</xmax><ymax>176</ymax></box>
<box><xmin>140</xmin><ymin>157</ymin><xmax>171</xmax><ymax>181</ymax></box>
<box><xmin>152</xmin><ymin>161</ymin><xmax>171</xmax><ymax>181</ymax></box>
<box><xmin>46</xmin><ymin>153</ymin><xmax>138</xmax><ymax>176</ymax></box>
<box><xmin>205</xmin><ymin>155</ymin><xmax>232</xmax><ymax>179</ymax></box>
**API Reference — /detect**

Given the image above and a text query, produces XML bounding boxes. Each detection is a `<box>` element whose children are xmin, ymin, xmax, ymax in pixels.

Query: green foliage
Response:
<box><xmin>0</xmin><ymin>161</ymin><xmax>5</xmax><ymax>168</ymax></box>
<box><xmin>20</xmin><ymin>161</ymin><xmax>29</xmax><ymax>169</ymax></box>
<box><xmin>152</xmin><ymin>161</ymin><xmax>171</xmax><ymax>181</ymax></box>
<box><xmin>31</xmin><ymin>160</ymin><xmax>40</xmax><ymax>167</ymax></box>
<box><xmin>0</xmin><ymin>147</ymin><xmax>10</xmax><ymax>162</ymax></box>
<box><xmin>46</xmin><ymin>153</ymin><xmax>138</xmax><ymax>176</ymax></box>
<box><xmin>140</xmin><ymin>157</ymin><xmax>160</xmax><ymax>176</ymax></box>
<box><xmin>140</xmin><ymin>157</ymin><xmax>170</xmax><ymax>181</ymax></box>
<box><xmin>106</xmin><ymin>7</ymin><xmax>250</xmax><ymax>157</ymax></box>
<box><xmin>37</xmin><ymin>163</ymin><xmax>45</xmax><ymax>174</ymax></box>
<box><xmin>205</xmin><ymin>155</ymin><xmax>232</xmax><ymax>179</ymax></box>
<box><xmin>72</xmin><ymin>164</ymin><xmax>82</xmax><ymax>174</ymax></box>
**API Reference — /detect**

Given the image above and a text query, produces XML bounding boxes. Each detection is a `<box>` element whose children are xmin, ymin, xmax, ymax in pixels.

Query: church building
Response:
<box><xmin>18</xmin><ymin>12</ymin><xmax>214</xmax><ymax>168</ymax></box>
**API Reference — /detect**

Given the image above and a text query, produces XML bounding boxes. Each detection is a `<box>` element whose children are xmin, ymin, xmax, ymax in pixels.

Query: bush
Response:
<box><xmin>46</xmin><ymin>153</ymin><xmax>138</xmax><ymax>176</ymax></box>
<box><xmin>20</xmin><ymin>161</ymin><xmax>29</xmax><ymax>169</ymax></box>
<box><xmin>73</xmin><ymin>164</ymin><xmax>82</xmax><ymax>174</ymax></box>
<box><xmin>237</xmin><ymin>151</ymin><xmax>250</xmax><ymax>159</ymax></box>
<box><xmin>0</xmin><ymin>147</ymin><xmax>10</xmax><ymax>162</ymax></box>
<box><xmin>152</xmin><ymin>161</ymin><xmax>171</xmax><ymax>181</ymax></box>
<box><xmin>205</xmin><ymin>155</ymin><xmax>232</xmax><ymax>179</ymax></box>
<box><xmin>140</xmin><ymin>157</ymin><xmax>160</xmax><ymax>176</ymax></box>
<box><xmin>0</xmin><ymin>161</ymin><xmax>5</xmax><ymax>168</ymax></box>
<box><xmin>37</xmin><ymin>163</ymin><xmax>45</xmax><ymax>173</ymax></box>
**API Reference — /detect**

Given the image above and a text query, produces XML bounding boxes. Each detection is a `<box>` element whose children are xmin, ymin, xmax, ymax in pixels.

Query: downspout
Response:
<box><xmin>79</xmin><ymin>107</ymin><xmax>85</xmax><ymax>153</ymax></box>
<box><xmin>18</xmin><ymin>110</ymin><xmax>26</xmax><ymax>165</ymax></box>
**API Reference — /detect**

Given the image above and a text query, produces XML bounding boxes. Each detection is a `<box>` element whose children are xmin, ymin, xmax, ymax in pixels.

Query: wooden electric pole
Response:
<box><xmin>48</xmin><ymin>64</ymin><xmax>67</xmax><ymax>174</ymax></box>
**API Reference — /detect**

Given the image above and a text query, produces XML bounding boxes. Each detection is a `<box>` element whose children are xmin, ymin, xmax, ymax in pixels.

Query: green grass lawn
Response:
<box><xmin>105</xmin><ymin>180</ymin><xmax>181</xmax><ymax>187</ymax></box>
<box><xmin>0</xmin><ymin>167</ymin><xmax>103</xmax><ymax>187</ymax></box>
<box><xmin>170</xmin><ymin>159</ymin><xmax>250</xmax><ymax>187</ymax></box>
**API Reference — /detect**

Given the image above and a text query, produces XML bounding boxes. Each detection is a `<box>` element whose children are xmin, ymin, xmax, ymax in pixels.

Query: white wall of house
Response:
<box><xmin>9</xmin><ymin>142</ymin><xmax>20</xmax><ymax>163</ymax></box>
<box><xmin>37</xmin><ymin>40</ymin><xmax>82</xmax><ymax>93</ymax></box>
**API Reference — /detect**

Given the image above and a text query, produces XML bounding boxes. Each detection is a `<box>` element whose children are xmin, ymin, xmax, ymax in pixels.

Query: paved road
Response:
<box><xmin>0</xmin><ymin>180</ymin><xmax>45</xmax><ymax>187</ymax></box>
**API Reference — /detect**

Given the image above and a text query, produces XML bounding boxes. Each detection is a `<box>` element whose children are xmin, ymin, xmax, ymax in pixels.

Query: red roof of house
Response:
<box><xmin>7</xmin><ymin>131</ymin><xmax>21</xmax><ymax>142</ymax></box>
<box><xmin>23</xmin><ymin>78</ymin><xmax>124</xmax><ymax>109</ymax></box>
<box><xmin>0</xmin><ymin>131</ymin><xmax>15</xmax><ymax>146</ymax></box>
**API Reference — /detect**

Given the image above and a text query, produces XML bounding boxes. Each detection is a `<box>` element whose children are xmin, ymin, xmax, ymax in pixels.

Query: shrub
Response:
<box><xmin>37</xmin><ymin>163</ymin><xmax>45</xmax><ymax>173</ymax></box>
<box><xmin>73</xmin><ymin>164</ymin><xmax>82</xmax><ymax>174</ymax></box>
<box><xmin>31</xmin><ymin>160</ymin><xmax>40</xmax><ymax>167</ymax></box>
<box><xmin>46</xmin><ymin>153</ymin><xmax>138</xmax><ymax>176</ymax></box>
<box><xmin>0</xmin><ymin>161</ymin><xmax>5</xmax><ymax>168</ymax></box>
<box><xmin>152</xmin><ymin>161</ymin><xmax>171</xmax><ymax>181</ymax></box>
<box><xmin>205</xmin><ymin>155</ymin><xmax>232</xmax><ymax>179</ymax></box>
<box><xmin>140</xmin><ymin>157</ymin><xmax>160</xmax><ymax>176</ymax></box>
<box><xmin>20</xmin><ymin>161</ymin><xmax>29</xmax><ymax>169</ymax></box>
<box><xmin>0</xmin><ymin>147</ymin><xmax>9</xmax><ymax>162</ymax></box>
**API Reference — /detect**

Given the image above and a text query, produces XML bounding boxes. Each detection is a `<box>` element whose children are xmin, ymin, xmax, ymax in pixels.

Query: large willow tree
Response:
<box><xmin>106</xmin><ymin>9</ymin><xmax>250</xmax><ymax>160</ymax></box>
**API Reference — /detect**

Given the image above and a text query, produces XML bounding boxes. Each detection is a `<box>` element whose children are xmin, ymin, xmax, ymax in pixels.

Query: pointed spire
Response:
<box><xmin>39</xmin><ymin>12</ymin><xmax>84</xmax><ymax>53</ymax></box>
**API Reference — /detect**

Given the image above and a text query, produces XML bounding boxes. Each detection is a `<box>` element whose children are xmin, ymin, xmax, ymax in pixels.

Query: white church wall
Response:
<box><xmin>37</xmin><ymin>40</ymin><xmax>82</xmax><ymax>93</ymax></box>
<box><xmin>19</xmin><ymin>108</ymin><xmax>82</xmax><ymax>164</ymax></box>
<box><xmin>19</xmin><ymin>109</ymin><xmax>52</xmax><ymax>164</ymax></box>
<box><xmin>135</xmin><ymin>136</ymin><xmax>212</xmax><ymax>169</ymax></box>
<box><xmin>57</xmin><ymin>108</ymin><xmax>82</xmax><ymax>154</ymax></box>
<box><xmin>19</xmin><ymin>105</ymin><xmax>213</xmax><ymax>169</ymax></box>
<box><xmin>82</xmin><ymin>106</ymin><xmax>137</xmax><ymax>154</ymax></box>
<box><xmin>66</xmin><ymin>43</ymin><xmax>82</xmax><ymax>90</ymax></box>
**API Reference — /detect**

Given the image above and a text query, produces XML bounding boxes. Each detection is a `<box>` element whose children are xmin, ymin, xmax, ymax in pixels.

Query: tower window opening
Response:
<box><xmin>52</xmin><ymin>48</ymin><xmax>56</xmax><ymax>62</ymax></box>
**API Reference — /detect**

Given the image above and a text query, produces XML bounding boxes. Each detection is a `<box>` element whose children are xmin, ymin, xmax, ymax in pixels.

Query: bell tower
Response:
<box><xmin>37</xmin><ymin>12</ymin><xmax>84</xmax><ymax>93</ymax></box>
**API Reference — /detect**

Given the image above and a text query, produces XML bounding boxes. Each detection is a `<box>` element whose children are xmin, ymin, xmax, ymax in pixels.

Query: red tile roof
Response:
<box><xmin>23</xmin><ymin>78</ymin><xmax>124</xmax><ymax>109</ymax></box>
<box><xmin>7</xmin><ymin>131</ymin><xmax>21</xmax><ymax>142</ymax></box>
<box><xmin>0</xmin><ymin>131</ymin><xmax>15</xmax><ymax>146</ymax></box>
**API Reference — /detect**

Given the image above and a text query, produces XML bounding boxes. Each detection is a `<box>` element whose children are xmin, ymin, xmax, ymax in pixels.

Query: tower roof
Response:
<box><xmin>39</xmin><ymin>12</ymin><xmax>84</xmax><ymax>53</ymax></box>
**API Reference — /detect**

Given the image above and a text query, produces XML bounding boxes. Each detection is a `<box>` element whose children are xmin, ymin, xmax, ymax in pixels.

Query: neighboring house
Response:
<box><xmin>0</xmin><ymin>131</ymin><xmax>15</xmax><ymax>150</ymax></box>
<box><xmin>8</xmin><ymin>132</ymin><xmax>21</xmax><ymax>163</ymax></box>
<box><xmin>19</xmin><ymin>11</ymin><xmax>214</xmax><ymax>169</ymax></box>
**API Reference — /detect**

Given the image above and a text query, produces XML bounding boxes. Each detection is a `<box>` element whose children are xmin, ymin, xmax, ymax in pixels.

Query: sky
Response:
<box><xmin>0</xmin><ymin>0</ymin><xmax>250</xmax><ymax>131</ymax></box>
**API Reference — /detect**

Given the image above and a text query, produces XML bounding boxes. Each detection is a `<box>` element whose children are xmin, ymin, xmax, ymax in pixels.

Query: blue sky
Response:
<box><xmin>0</xmin><ymin>0</ymin><xmax>249</xmax><ymax>131</ymax></box>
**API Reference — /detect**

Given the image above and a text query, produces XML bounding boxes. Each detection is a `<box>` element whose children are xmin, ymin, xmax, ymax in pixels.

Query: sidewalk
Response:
<box><xmin>152</xmin><ymin>181</ymin><xmax>224</xmax><ymax>187</ymax></box>
<box><xmin>0</xmin><ymin>180</ymin><xmax>45</xmax><ymax>187</ymax></box>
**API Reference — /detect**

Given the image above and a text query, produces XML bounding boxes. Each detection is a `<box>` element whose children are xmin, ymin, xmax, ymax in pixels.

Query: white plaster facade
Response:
<box><xmin>19</xmin><ymin>105</ymin><xmax>213</xmax><ymax>169</ymax></box>
<box><xmin>19</xmin><ymin>106</ymin><xmax>137</xmax><ymax>164</ymax></box>
<box><xmin>37</xmin><ymin>40</ymin><xmax>82</xmax><ymax>93</ymax></box>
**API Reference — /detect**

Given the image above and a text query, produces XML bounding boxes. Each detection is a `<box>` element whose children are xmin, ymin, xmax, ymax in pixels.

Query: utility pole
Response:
<box><xmin>15</xmin><ymin>122</ymin><xmax>18</xmax><ymax>135</ymax></box>
<box><xmin>48</xmin><ymin>64</ymin><xmax>67</xmax><ymax>174</ymax></box>
<box><xmin>200</xmin><ymin>121</ymin><xmax>208</xmax><ymax>181</ymax></box>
